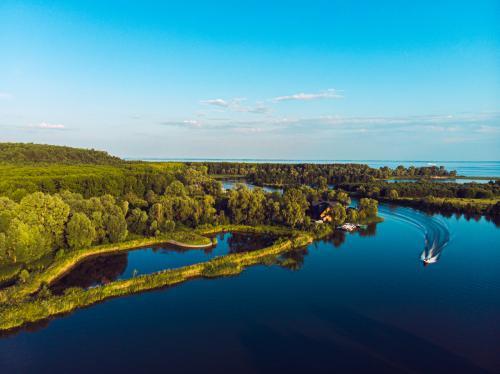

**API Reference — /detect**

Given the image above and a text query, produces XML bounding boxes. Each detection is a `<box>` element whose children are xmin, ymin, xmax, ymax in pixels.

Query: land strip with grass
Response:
<box><xmin>0</xmin><ymin>231</ymin><xmax>212</xmax><ymax>304</ymax></box>
<box><xmin>0</xmin><ymin>226</ymin><xmax>312</xmax><ymax>331</ymax></box>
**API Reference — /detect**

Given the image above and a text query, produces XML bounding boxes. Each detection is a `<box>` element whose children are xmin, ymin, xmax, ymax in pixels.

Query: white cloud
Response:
<box><xmin>28</xmin><ymin>122</ymin><xmax>65</xmax><ymax>129</ymax></box>
<box><xmin>201</xmin><ymin>98</ymin><xmax>233</xmax><ymax>108</ymax></box>
<box><xmin>273</xmin><ymin>89</ymin><xmax>343</xmax><ymax>102</ymax></box>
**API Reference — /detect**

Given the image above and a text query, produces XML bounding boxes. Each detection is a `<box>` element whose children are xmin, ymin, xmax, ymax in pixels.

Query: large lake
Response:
<box><xmin>1</xmin><ymin>203</ymin><xmax>499</xmax><ymax>373</ymax></box>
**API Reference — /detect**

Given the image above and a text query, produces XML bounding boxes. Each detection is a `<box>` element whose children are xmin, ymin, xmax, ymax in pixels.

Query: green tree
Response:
<box><xmin>0</xmin><ymin>196</ymin><xmax>17</xmax><ymax>233</ymax></box>
<box><xmin>346</xmin><ymin>208</ymin><xmax>359</xmax><ymax>223</ymax></box>
<box><xmin>282</xmin><ymin>188</ymin><xmax>309</xmax><ymax>228</ymax></box>
<box><xmin>66</xmin><ymin>212</ymin><xmax>96</xmax><ymax>249</ymax></box>
<box><xmin>165</xmin><ymin>181</ymin><xmax>187</xmax><ymax>196</ymax></box>
<box><xmin>388</xmin><ymin>189</ymin><xmax>399</xmax><ymax>199</ymax></box>
<box><xmin>200</xmin><ymin>195</ymin><xmax>217</xmax><ymax>224</ymax></box>
<box><xmin>316</xmin><ymin>176</ymin><xmax>328</xmax><ymax>190</ymax></box>
<box><xmin>105</xmin><ymin>211</ymin><xmax>128</xmax><ymax>242</ymax></box>
<box><xmin>127</xmin><ymin>208</ymin><xmax>149</xmax><ymax>235</ymax></box>
<box><xmin>358</xmin><ymin>198</ymin><xmax>379</xmax><ymax>220</ymax></box>
<box><xmin>329</xmin><ymin>204</ymin><xmax>347</xmax><ymax>226</ymax></box>
<box><xmin>16</xmin><ymin>192</ymin><xmax>70</xmax><ymax>250</ymax></box>
<box><xmin>5</xmin><ymin>218</ymin><xmax>49</xmax><ymax>262</ymax></box>
<box><xmin>227</xmin><ymin>185</ymin><xmax>253</xmax><ymax>224</ymax></box>
<box><xmin>0</xmin><ymin>233</ymin><xmax>7</xmax><ymax>263</ymax></box>
<box><xmin>335</xmin><ymin>191</ymin><xmax>351</xmax><ymax>206</ymax></box>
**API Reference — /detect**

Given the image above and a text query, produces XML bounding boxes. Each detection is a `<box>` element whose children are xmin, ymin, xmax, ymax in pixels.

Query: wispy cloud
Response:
<box><xmin>158</xmin><ymin>112</ymin><xmax>500</xmax><ymax>141</ymax></box>
<box><xmin>200</xmin><ymin>89</ymin><xmax>343</xmax><ymax>114</ymax></box>
<box><xmin>201</xmin><ymin>98</ymin><xmax>271</xmax><ymax>114</ymax></box>
<box><xmin>28</xmin><ymin>121</ymin><xmax>66</xmax><ymax>130</ymax></box>
<box><xmin>0</xmin><ymin>92</ymin><xmax>13</xmax><ymax>100</ymax></box>
<box><xmin>474</xmin><ymin>125</ymin><xmax>500</xmax><ymax>134</ymax></box>
<box><xmin>161</xmin><ymin>119</ymin><xmax>203</xmax><ymax>128</ymax></box>
<box><xmin>272</xmin><ymin>89</ymin><xmax>343</xmax><ymax>102</ymax></box>
<box><xmin>233</xmin><ymin>127</ymin><xmax>264</xmax><ymax>134</ymax></box>
<box><xmin>201</xmin><ymin>98</ymin><xmax>234</xmax><ymax>108</ymax></box>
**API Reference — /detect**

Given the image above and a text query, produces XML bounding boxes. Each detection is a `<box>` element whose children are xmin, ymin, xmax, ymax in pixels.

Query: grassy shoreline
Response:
<box><xmin>0</xmin><ymin>225</ymin><xmax>312</xmax><ymax>331</ymax></box>
<box><xmin>0</xmin><ymin>231</ymin><xmax>212</xmax><ymax>304</ymax></box>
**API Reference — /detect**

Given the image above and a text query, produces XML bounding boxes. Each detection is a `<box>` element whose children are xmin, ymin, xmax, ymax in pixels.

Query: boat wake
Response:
<box><xmin>378</xmin><ymin>203</ymin><xmax>451</xmax><ymax>266</ymax></box>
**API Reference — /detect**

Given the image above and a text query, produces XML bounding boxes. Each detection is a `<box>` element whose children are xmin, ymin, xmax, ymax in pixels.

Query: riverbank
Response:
<box><xmin>0</xmin><ymin>231</ymin><xmax>213</xmax><ymax>304</ymax></box>
<box><xmin>0</xmin><ymin>226</ymin><xmax>313</xmax><ymax>332</ymax></box>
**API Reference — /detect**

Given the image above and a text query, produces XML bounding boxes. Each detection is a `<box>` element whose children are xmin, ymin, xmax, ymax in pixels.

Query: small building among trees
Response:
<box><xmin>310</xmin><ymin>201</ymin><xmax>334</xmax><ymax>222</ymax></box>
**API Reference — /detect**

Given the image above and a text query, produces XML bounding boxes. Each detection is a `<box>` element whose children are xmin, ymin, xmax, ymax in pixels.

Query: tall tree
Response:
<box><xmin>66</xmin><ymin>212</ymin><xmax>96</xmax><ymax>249</ymax></box>
<box><xmin>16</xmin><ymin>192</ymin><xmax>70</xmax><ymax>250</ymax></box>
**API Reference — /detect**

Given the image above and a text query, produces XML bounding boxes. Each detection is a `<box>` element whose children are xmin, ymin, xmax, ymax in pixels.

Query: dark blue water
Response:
<box><xmin>1</xmin><ymin>204</ymin><xmax>499</xmax><ymax>373</ymax></box>
<box><xmin>49</xmin><ymin>232</ymin><xmax>275</xmax><ymax>294</ymax></box>
<box><xmin>138</xmin><ymin>159</ymin><xmax>500</xmax><ymax>178</ymax></box>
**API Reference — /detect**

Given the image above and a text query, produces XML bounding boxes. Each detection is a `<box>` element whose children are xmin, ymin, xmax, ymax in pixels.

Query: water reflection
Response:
<box><xmin>277</xmin><ymin>222</ymin><xmax>382</xmax><ymax>272</ymax></box>
<box><xmin>225</xmin><ymin>233</ymin><xmax>276</xmax><ymax>254</ymax></box>
<box><xmin>50</xmin><ymin>254</ymin><xmax>128</xmax><ymax>294</ymax></box>
<box><xmin>50</xmin><ymin>232</ymin><xmax>277</xmax><ymax>294</ymax></box>
<box><xmin>278</xmin><ymin>248</ymin><xmax>308</xmax><ymax>271</ymax></box>
<box><xmin>358</xmin><ymin>223</ymin><xmax>377</xmax><ymax>237</ymax></box>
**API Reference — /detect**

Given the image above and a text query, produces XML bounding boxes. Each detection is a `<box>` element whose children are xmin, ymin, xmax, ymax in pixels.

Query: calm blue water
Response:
<box><xmin>222</xmin><ymin>180</ymin><xmax>283</xmax><ymax>193</ymax></box>
<box><xmin>1</xmin><ymin>204</ymin><xmax>499</xmax><ymax>373</ymax></box>
<box><xmin>50</xmin><ymin>232</ymin><xmax>275</xmax><ymax>294</ymax></box>
<box><xmin>136</xmin><ymin>159</ymin><xmax>500</xmax><ymax>178</ymax></box>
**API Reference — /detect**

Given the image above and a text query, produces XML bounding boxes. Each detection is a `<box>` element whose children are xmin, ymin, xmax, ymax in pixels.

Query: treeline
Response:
<box><xmin>191</xmin><ymin>162</ymin><xmax>456</xmax><ymax>185</ymax></box>
<box><xmin>0</xmin><ymin>143</ymin><xmax>123</xmax><ymax>164</ymax></box>
<box><xmin>393</xmin><ymin>196</ymin><xmax>500</xmax><ymax>219</ymax></box>
<box><xmin>0</xmin><ymin>179</ymin><xmax>378</xmax><ymax>265</ymax></box>
<box><xmin>337</xmin><ymin>180</ymin><xmax>500</xmax><ymax>199</ymax></box>
<box><xmin>0</xmin><ymin>162</ymin><xmax>200</xmax><ymax>200</ymax></box>
<box><xmin>120</xmin><ymin>183</ymin><xmax>377</xmax><ymax>237</ymax></box>
<box><xmin>0</xmin><ymin>192</ymin><xmax>128</xmax><ymax>264</ymax></box>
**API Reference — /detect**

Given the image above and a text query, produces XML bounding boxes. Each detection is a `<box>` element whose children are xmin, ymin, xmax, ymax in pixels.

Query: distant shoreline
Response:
<box><xmin>126</xmin><ymin>158</ymin><xmax>500</xmax><ymax>163</ymax></box>
<box><xmin>126</xmin><ymin>158</ymin><xmax>500</xmax><ymax>178</ymax></box>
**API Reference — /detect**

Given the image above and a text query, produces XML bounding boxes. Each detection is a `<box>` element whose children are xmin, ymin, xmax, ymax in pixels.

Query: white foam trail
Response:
<box><xmin>379</xmin><ymin>203</ymin><xmax>451</xmax><ymax>265</ymax></box>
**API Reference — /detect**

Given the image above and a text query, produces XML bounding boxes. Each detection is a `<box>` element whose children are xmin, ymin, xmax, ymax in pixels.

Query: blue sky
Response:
<box><xmin>0</xmin><ymin>0</ymin><xmax>498</xmax><ymax>160</ymax></box>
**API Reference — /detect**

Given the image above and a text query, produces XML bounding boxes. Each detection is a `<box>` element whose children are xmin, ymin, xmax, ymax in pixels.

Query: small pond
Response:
<box><xmin>49</xmin><ymin>232</ymin><xmax>276</xmax><ymax>294</ymax></box>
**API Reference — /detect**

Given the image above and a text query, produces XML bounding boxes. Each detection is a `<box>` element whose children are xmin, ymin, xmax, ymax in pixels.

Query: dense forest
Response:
<box><xmin>337</xmin><ymin>180</ymin><xmax>500</xmax><ymax>199</ymax></box>
<box><xmin>1</xmin><ymin>143</ymin><xmax>497</xmax><ymax>267</ymax></box>
<box><xmin>0</xmin><ymin>143</ymin><xmax>123</xmax><ymax>164</ymax></box>
<box><xmin>337</xmin><ymin>180</ymin><xmax>500</xmax><ymax>216</ymax></box>
<box><xmin>191</xmin><ymin>162</ymin><xmax>457</xmax><ymax>185</ymax></box>
<box><xmin>0</xmin><ymin>161</ymin><xmax>190</xmax><ymax>200</ymax></box>
<box><xmin>0</xmin><ymin>144</ymin><xmax>380</xmax><ymax>265</ymax></box>
<box><xmin>0</xmin><ymin>183</ymin><xmax>378</xmax><ymax>266</ymax></box>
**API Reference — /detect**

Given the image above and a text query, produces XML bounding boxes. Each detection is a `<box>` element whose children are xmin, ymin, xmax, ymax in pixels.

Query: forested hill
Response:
<box><xmin>0</xmin><ymin>143</ymin><xmax>123</xmax><ymax>164</ymax></box>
